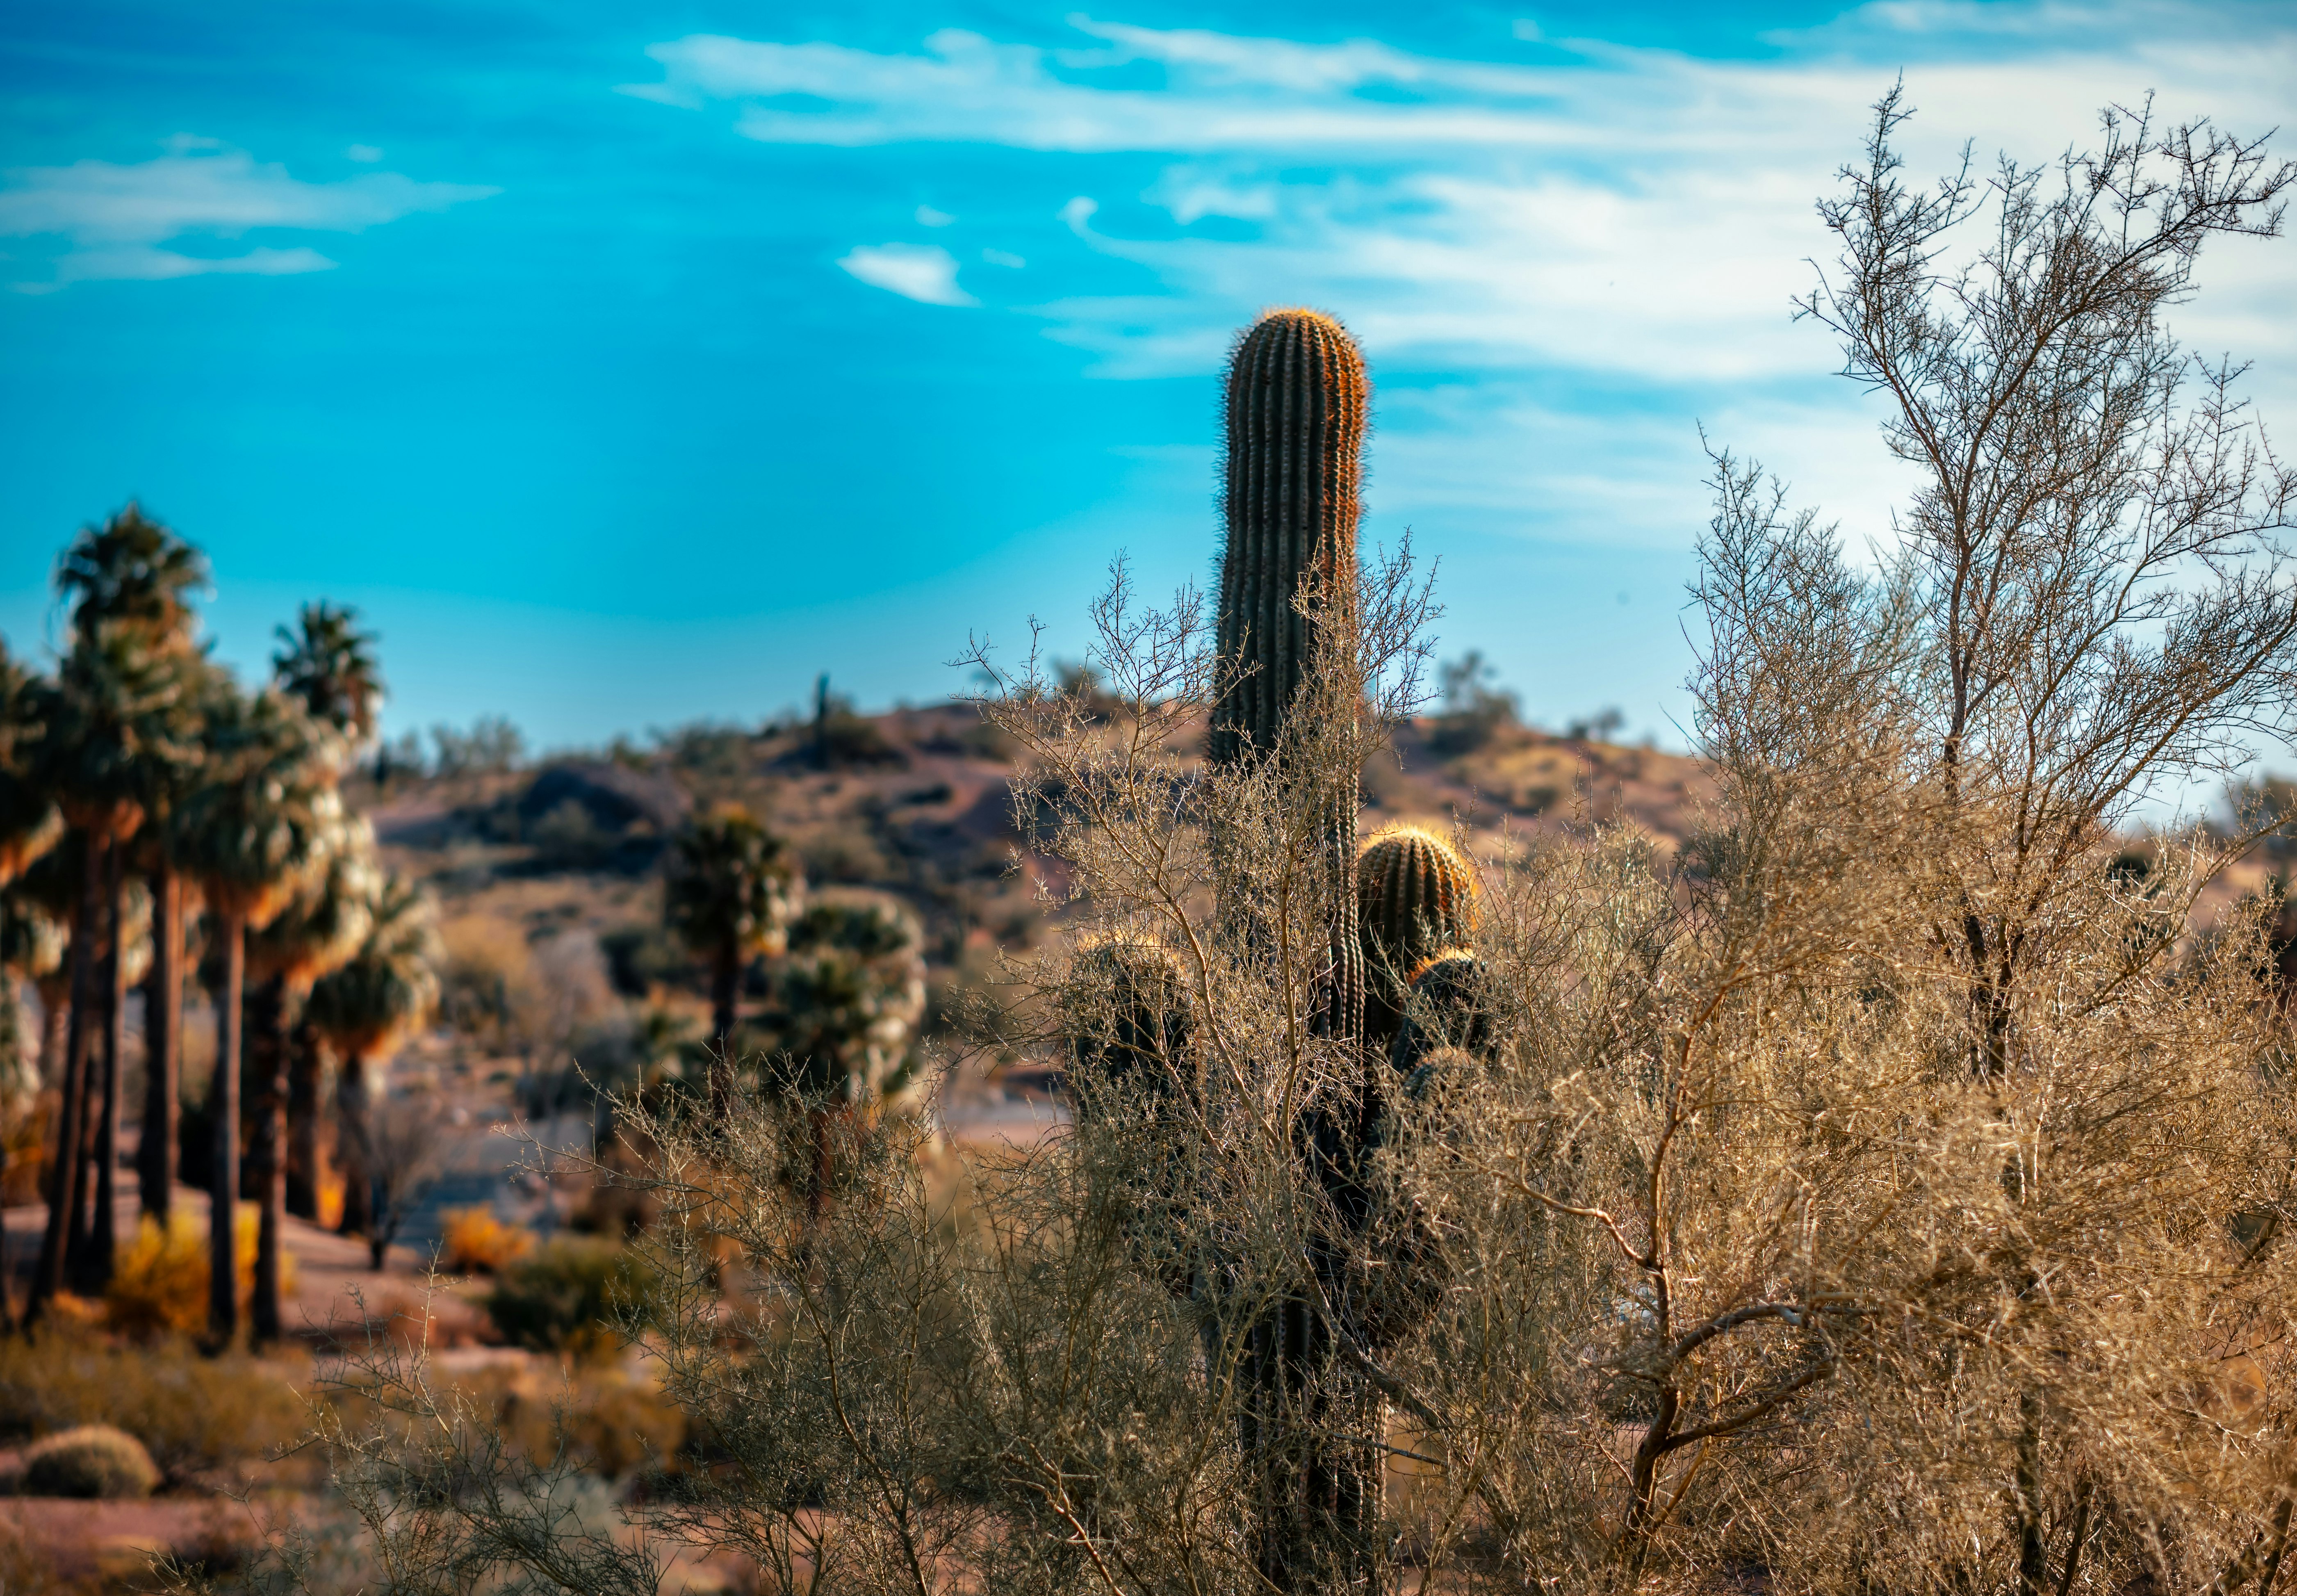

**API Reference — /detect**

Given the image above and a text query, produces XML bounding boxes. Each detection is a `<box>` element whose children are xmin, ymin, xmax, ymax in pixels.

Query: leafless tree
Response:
<box><xmin>358</xmin><ymin>1087</ymin><xmax>453</xmax><ymax>1271</ymax></box>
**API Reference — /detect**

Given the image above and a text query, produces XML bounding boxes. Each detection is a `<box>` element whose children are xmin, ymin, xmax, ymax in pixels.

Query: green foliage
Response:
<box><xmin>598</xmin><ymin>922</ymin><xmax>686</xmax><ymax>999</ymax></box>
<box><xmin>663</xmin><ymin>803</ymin><xmax>802</xmax><ymax>965</ymax></box>
<box><xmin>0</xmin><ymin>641</ymin><xmax>62</xmax><ymax>886</ymax></box>
<box><xmin>484</xmin><ymin>1238</ymin><xmax>661</xmax><ymax>1361</ymax></box>
<box><xmin>428</xmin><ymin>715</ymin><xmax>524</xmax><ymax>777</ymax></box>
<box><xmin>1425</xmin><ymin>649</ymin><xmax>1520</xmax><ymax>755</ymax></box>
<box><xmin>34</xmin><ymin>505</ymin><xmax>211</xmax><ymax>845</ymax></box>
<box><xmin>272</xmin><ymin>601</ymin><xmax>383</xmax><ymax>746</ymax></box>
<box><xmin>246</xmin><ymin>815</ymin><xmax>378</xmax><ymax>988</ymax></box>
<box><xmin>450</xmin><ymin>1365</ymin><xmax>685</xmax><ymax>1480</ymax></box>
<box><xmin>305</xmin><ymin>869</ymin><xmax>441</xmax><ymax>1059</ymax></box>
<box><xmin>170</xmin><ymin>685</ymin><xmax>343</xmax><ymax>925</ymax></box>
<box><xmin>768</xmin><ymin>894</ymin><xmax>926</xmax><ymax>1104</ymax></box>
<box><xmin>53</xmin><ymin>503</ymin><xmax>207</xmax><ymax>646</ymax></box>
<box><xmin>0</xmin><ymin>1335</ymin><xmax>303</xmax><ymax>1484</ymax></box>
<box><xmin>27</xmin><ymin>624</ymin><xmax>199</xmax><ymax>836</ymax></box>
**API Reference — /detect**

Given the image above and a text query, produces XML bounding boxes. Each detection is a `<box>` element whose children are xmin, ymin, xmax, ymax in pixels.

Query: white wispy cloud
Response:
<box><xmin>628</xmin><ymin>6</ymin><xmax>2293</xmax><ymax>378</ymax></box>
<box><xmin>633</xmin><ymin>3</ymin><xmax>2297</xmax><ymax>556</ymax></box>
<box><xmin>0</xmin><ymin>138</ymin><xmax>498</xmax><ymax>287</ymax></box>
<box><xmin>838</xmin><ymin>243</ymin><xmax>977</xmax><ymax>306</ymax></box>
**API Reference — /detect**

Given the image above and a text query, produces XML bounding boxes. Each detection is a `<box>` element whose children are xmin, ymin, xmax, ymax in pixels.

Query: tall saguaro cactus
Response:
<box><xmin>1213</xmin><ymin>307</ymin><xmax>1372</xmax><ymax>1046</ymax></box>
<box><xmin>1212</xmin><ymin>307</ymin><xmax>1370</xmax><ymax>768</ymax></box>
<box><xmin>1210</xmin><ymin>307</ymin><xmax>1380</xmax><ymax>1591</ymax></box>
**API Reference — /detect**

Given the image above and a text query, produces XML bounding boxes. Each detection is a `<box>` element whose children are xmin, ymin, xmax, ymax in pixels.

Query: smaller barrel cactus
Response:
<box><xmin>21</xmin><ymin>1424</ymin><xmax>160</xmax><ymax>1499</ymax></box>
<box><xmin>1358</xmin><ymin>826</ymin><xmax>1479</xmax><ymax>1044</ymax></box>
<box><xmin>1390</xmin><ymin>950</ymin><xmax>1495</xmax><ymax>1080</ymax></box>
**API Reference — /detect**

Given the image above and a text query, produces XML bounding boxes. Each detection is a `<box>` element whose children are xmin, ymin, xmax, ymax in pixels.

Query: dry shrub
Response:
<box><xmin>315</xmin><ymin>1169</ymin><xmax>345</xmax><ymax>1231</ymax></box>
<box><xmin>483</xmin><ymin>1238</ymin><xmax>660</xmax><ymax>1363</ymax></box>
<box><xmin>0</xmin><ymin>1523</ymin><xmax>98</xmax><ymax>1596</ymax></box>
<box><xmin>437</xmin><ymin>1206</ymin><xmax>535</xmax><ymax>1275</ymax></box>
<box><xmin>0</xmin><ymin>1335</ymin><xmax>305</xmax><ymax>1485</ymax></box>
<box><xmin>451</xmin><ymin>1364</ymin><xmax>685</xmax><ymax>1480</ymax></box>
<box><xmin>104</xmin><ymin>1208</ymin><xmax>282</xmax><ymax>1340</ymax></box>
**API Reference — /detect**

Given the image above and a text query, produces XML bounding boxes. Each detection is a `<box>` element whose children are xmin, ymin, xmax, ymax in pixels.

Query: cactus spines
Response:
<box><xmin>1211</xmin><ymin>308</ymin><xmax>1369</xmax><ymax>766</ymax></box>
<box><xmin>1358</xmin><ymin>825</ymin><xmax>1479</xmax><ymax>1049</ymax></box>
<box><xmin>1357</xmin><ymin>825</ymin><xmax>1478</xmax><ymax>974</ymax></box>
<box><xmin>1202</xmin><ymin>308</ymin><xmax>1381</xmax><ymax>1591</ymax></box>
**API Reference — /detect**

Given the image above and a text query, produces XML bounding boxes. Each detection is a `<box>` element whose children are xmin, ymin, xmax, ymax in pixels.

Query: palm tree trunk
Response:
<box><xmin>285</xmin><ymin>1017</ymin><xmax>322</xmax><ymax>1220</ymax></box>
<box><xmin>251</xmin><ymin>972</ymin><xmax>290</xmax><ymax>1345</ymax></box>
<box><xmin>32</xmin><ymin>834</ymin><xmax>100</xmax><ymax>1317</ymax></box>
<box><xmin>709</xmin><ymin>942</ymin><xmax>738</xmax><ymax>1119</ymax></box>
<box><xmin>208</xmin><ymin>912</ymin><xmax>244</xmax><ymax>1348</ymax></box>
<box><xmin>35</xmin><ymin>977</ymin><xmax>67</xmax><ymax>1089</ymax></box>
<box><xmin>87</xmin><ymin>839</ymin><xmax>128</xmax><ymax>1290</ymax></box>
<box><xmin>336</xmin><ymin>1051</ymin><xmax>372</xmax><ymax>1237</ymax></box>
<box><xmin>140</xmin><ymin>869</ymin><xmax>180</xmax><ymax>1219</ymax></box>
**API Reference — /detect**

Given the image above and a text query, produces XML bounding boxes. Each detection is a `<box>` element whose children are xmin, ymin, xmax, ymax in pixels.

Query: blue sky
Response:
<box><xmin>2</xmin><ymin>0</ymin><xmax>2292</xmax><ymax>752</ymax></box>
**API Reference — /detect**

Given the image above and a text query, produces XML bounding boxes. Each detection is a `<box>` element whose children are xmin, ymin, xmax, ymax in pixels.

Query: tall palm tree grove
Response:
<box><xmin>173</xmin><ymin>685</ymin><xmax>342</xmax><ymax>1347</ymax></box>
<box><xmin>133</xmin><ymin>657</ymin><xmax>218</xmax><ymax>1220</ymax></box>
<box><xmin>25</xmin><ymin>627</ymin><xmax>191</xmax><ymax>1306</ymax></box>
<box><xmin>21</xmin><ymin>509</ymin><xmax>208</xmax><ymax>1310</ymax></box>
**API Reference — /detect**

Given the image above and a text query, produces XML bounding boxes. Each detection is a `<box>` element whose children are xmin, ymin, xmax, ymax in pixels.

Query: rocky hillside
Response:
<box><xmin>353</xmin><ymin>702</ymin><xmax>1711</xmax><ymax>1072</ymax></box>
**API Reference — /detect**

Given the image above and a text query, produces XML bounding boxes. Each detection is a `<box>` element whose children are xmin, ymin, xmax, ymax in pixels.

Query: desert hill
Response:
<box><xmin>353</xmin><ymin>702</ymin><xmax>1712</xmax><ymax>1081</ymax></box>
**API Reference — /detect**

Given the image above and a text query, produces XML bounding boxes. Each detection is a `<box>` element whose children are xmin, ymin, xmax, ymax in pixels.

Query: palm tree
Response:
<box><xmin>29</xmin><ymin>508</ymin><xmax>206</xmax><ymax>1297</ymax></box>
<box><xmin>273</xmin><ymin>602</ymin><xmax>383</xmax><ymax>746</ymax></box>
<box><xmin>55</xmin><ymin>504</ymin><xmax>207</xmax><ymax>643</ymax></box>
<box><xmin>663</xmin><ymin>803</ymin><xmax>802</xmax><ymax>1116</ymax></box>
<box><xmin>268</xmin><ymin>606</ymin><xmax>381</xmax><ymax>1227</ymax></box>
<box><xmin>173</xmin><ymin>686</ymin><xmax>342</xmax><ymax>1347</ymax></box>
<box><xmin>0</xmin><ymin>643</ymin><xmax>62</xmax><ymax>888</ymax></box>
<box><xmin>768</xmin><ymin>896</ymin><xmax>925</xmax><ymax>1223</ymax></box>
<box><xmin>307</xmin><ymin>870</ymin><xmax>440</xmax><ymax>1246</ymax></box>
<box><xmin>248</xmin><ymin>819</ymin><xmax>375</xmax><ymax>1238</ymax></box>
<box><xmin>23</xmin><ymin>628</ymin><xmax>190</xmax><ymax>1308</ymax></box>
<box><xmin>126</xmin><ymin>656</ymin><xmax>216</xmax><ymax>1221</ymax></box>
<box><xmin>0</xmin><ymin>648</ymin><xmax>60</xmax><ymax>1304</ymax></box>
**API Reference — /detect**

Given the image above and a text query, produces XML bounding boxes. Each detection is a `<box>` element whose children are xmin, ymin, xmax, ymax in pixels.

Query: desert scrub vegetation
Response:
<box><xmin>0</xmin><ymin>1334</ymin><xmax>305</xmax><ymax>1487</ymax></box>
<box><xmin>178</xmin><ymin>91</ymin><xmax>2297</xmax><ymax>1596</ymax></box>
